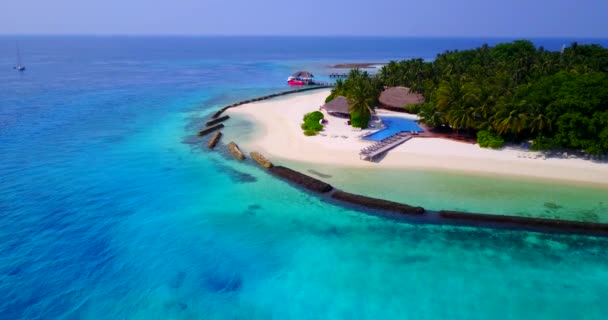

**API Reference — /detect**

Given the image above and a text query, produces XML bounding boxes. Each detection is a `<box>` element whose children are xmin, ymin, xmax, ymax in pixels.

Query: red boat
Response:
<box><xmin>287</xmin><ymin>71</ymin><xmax>314</xmax><ymax>86</ymax></box>
<box><xmin>287</xmin><ymin>78</ymin><xmax>307</xmax><ymax>85</ymax></box>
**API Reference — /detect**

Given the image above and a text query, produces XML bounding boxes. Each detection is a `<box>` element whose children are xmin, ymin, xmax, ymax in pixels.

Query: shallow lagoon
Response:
<box><xmin>2</xmin><ymin>36</ymin><xmax>608</xmax><ymax>319</ymax></box>
<box><xmin>285</xmin><ymin>160</ymin><xmax>608</xmax><ymax>223</ymax></box>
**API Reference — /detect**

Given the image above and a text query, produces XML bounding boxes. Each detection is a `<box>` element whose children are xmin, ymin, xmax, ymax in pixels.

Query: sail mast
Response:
<box><xmin>16</xmin><ymin>43</ymin><xmax>22</xmax><ymax>66</ymax></box>
<box><xmin>14</xmin><ymin>42</ymin><xmax>26</xmax><ymax>71</ymax></box>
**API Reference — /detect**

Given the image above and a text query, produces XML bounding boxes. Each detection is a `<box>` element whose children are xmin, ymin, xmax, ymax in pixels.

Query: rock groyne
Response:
<box><xmin>227</xmin><ymin>142</ymin><xmax>245</xmax><ymax>160</ymax></box>
<box><xmin>210</xmin><ymin>85</ymin><xmax>332</xmax><ymax>119</ymax></box>
<box><xmin>250</xmin><ymin>152</ymin><xmax>273</xmax><ymax>169</ymax></box>
<box><xmin>439</xmin><ymin>210</ymin><xmax>608</xmax><ymax>235</ymax></box>
<box><xmin>207</xmin><ymin>131</ymin><xmax>222</xmax><ymax>149</ymax></box>
<box><xmin>269</xmin><ymin>166</ymin><xmax>333</xmax><ymax>193</ymax></box>
<box><xmin>198</xmin><ymin>123</ymin><xmax>224</xmax><ymax>137</ymax></box>
<box><xmin>332</xmin><ymin>191</ymin><xmax>425</xmax><ymax>216</ymax></box>
<box><xmin>206</xmin><ymin>115</ymin><xmax>230</xmax><ymax>127</ymax></box>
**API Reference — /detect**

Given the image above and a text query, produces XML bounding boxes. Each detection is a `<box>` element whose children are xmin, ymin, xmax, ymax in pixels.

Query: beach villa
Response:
<box><xmin>321</xmin><ymin>87</ymin><xmax>425</xmax><ymax>116</ymax></box>
<box><xmin>378</xmin><ymin>86</ymin><xmax>425</xmax><ymax>112</ymax></box>
<box><xmin>320</xmin><ymin>96</ymin><xmax>351</xmax><ymax>118</ymax></box>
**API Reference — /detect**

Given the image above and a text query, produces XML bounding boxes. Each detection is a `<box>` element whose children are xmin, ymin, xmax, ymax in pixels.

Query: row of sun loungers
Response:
<box><xmin>517</xmin><ymin>152</ymin><xmax>546</xmax><ymax>159</ymax></box>
<box><xmin>319</xmin><ymin>133</ymin><xmax>348</xmax><ymax>139</ymax></box>
<box><xmin>360</xmin><ymin>132</ymin><xmax>411</xmax><ymax>155</ymax></box>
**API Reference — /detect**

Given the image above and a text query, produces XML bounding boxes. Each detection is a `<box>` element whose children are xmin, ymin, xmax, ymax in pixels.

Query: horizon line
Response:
<box><xmin>1</xmin><ymin>33</ymin><xmax>607</xmax><ymax>40</ymax></box>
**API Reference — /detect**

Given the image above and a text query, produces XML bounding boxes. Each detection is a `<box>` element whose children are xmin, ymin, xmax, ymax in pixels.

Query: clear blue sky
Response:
<box><xmin>1</xmin><ymin>0</ymin><xmax>607</xmax><ymax>37</ymax></box>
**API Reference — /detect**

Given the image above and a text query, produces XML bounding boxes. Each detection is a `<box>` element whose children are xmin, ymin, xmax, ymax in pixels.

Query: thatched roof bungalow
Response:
<box><xmin>288</xmin><ymin>71</ymin><xmax>315</xmax><ymax>85</ymax></box>
<box><xmin>320</xmin><ymin>96</ymin><xmax>350</xmax><ymax>118</ymax></box>
<box><xmin>291</xmin><ymin>71</ymin><xmax>314</xmax><ymax>79</ymax></box>
<box><xmin>378</xmin><ymin>87</ymin><xmax>424</xmax><ymax>112</ymax></box>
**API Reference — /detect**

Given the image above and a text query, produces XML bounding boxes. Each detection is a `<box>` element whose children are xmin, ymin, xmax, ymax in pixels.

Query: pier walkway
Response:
<box><xmin>359</xmin><ymin>132</ymin><xmax>413</xmax><ymax>161</ymax></box>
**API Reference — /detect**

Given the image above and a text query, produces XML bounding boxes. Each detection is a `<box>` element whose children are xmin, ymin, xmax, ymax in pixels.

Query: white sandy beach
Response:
<box><xmin>225</xmin><ymin>89</ymin><xmax>608</xmax><ymax>186</ymax></box>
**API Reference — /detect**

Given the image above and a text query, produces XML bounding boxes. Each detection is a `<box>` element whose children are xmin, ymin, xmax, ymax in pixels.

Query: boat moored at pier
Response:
<box><xmin>287</xmin><ymin>70</ymin><xmax>314</xmax><ymax>85</ymax></box>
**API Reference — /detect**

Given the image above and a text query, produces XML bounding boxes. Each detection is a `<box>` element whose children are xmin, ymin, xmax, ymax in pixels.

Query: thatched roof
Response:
<box><xmin>321</xmin><ymin>96</ymin><xmax>350</xmax><ymax>114</ymax></box>
<box><xmin>379</xmin><ymin>87</ymin><xmax>424</xmax><ymax>108</ymax></box>
<box><xmin>291</xmin><ymin>70</ymin><xmax>314</xmax><ymax>78</ymax></box>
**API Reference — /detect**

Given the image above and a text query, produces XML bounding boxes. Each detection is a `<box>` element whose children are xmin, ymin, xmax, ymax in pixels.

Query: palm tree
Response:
<box><xmin>529</xmin><ymin>113</ymin><xmax>551</xmax><ymax>133</ymax></box>
<box><xmin>435</xmin><ymin>77</ymin><xmax>464</xmax><ymax>111</ymax></box>
<box><xmin>379</xmin><ymin>61</ymin><xmax>400</xmax><ymax>86</ymax></box>
<box><xmin>447</xmin><ymin>105</ymin><xmax>475</xmax><ymax>132</ymax></box>
<box><xmin>478</xmin><ymin>44</ymin><xmax>492</xmax><ymax>69</ymax></box>
<box><xmin>527</xmin><ymin>102</ymin><xmax>551</xmax><ymax>134</ymax></box>
<box><xmin>334</xmin><ymin>78</ymin><xmax>345</xmax><ymax>91</ymax></box>
<box><xmin>419</xmin><ymin>104</ymin><xmax>446</xmax><ymax>128</ymax></box>
<box><xmin>325</xmin><ymin>79</ymin><xmax>345</xmax><ymax>102</ymax></box>
<box><xmin>347</xmin><ymin>82</ymin><xmax>375</xmax><ymax>115</ymax></box>
<box><xmin>495</xmin><ymin>109</ymin><xmax>528</xmax><ymax>135</ymax></box>
<box><xmin>467</xmin><ymin>84</ymin><xmax>496</xmax><ymax>129</ymax></box>
<box><xmin>346</xmin><ymin>74</ymin><xmax>377</xmax><ymax>128</ymax></box>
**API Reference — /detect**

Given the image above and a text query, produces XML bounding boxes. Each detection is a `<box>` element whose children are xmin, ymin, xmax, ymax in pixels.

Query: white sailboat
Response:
<box><xmin>14</xmin><ymin>43</ymin><xmax>26</xmax><ymax>71</ymax></box>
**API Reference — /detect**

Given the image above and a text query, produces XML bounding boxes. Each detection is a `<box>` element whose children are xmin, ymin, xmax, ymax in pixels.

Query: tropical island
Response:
<box><xmin>329</xmin><ymin>40</ymin><xmax>608</xmax><ymax>154</ymax></box>
<box><xmin>224</xmin><ymin>41</ymin><xmax>608</xmax><ymax>186</ymax></box>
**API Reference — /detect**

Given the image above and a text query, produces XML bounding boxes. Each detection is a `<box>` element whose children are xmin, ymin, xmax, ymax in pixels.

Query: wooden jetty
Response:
<box><xmin>329</xmin><ymin>73</ymin><xmax>348</xmax><ymax>78</ymax></box>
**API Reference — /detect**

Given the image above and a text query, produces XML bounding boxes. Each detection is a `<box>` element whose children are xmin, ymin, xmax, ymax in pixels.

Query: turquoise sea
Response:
<box><xmin>1</xmin><ymin>36</ymin><xmax>608</xmax><ymax>319</ymax></box>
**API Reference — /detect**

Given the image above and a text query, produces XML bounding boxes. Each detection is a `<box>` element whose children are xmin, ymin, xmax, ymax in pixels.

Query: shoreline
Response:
<box><xmin>203</xmin><ymin>88</ymin><xmax>608</xmax><ymax>235</ymax></box>
<box><xmin>279</xmin><ymin>157</ymin><xmax>608</xmax><ymax>192</ymax></box>
<box><xmin>245</xmin><ymin>160</ymin><xmax>608</xmax><ymax>237</ymax></box>
<box><xmin>225</xmin><ymin>89</ymin><xmax>608</xmax><ymax>187</ymax></box>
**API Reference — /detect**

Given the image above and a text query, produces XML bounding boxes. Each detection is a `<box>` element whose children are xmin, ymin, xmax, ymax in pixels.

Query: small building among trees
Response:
<box><xmin>320</xmin><ymin>96</ymin><xmax>351</xmax><ymax>118</ymax></box>
<box><xmin>378</xmin><ymin>87</ymin><xmax>424</xmax><ymax>112</ymax></box>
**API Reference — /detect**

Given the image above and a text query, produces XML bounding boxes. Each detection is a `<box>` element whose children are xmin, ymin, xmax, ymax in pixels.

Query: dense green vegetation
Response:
<box><xmin>329</xmin><ymin>40</ymin><xmax>608</xmax><ymax>154</ymax></box>
<box><xmin>301</xmin><ymin>111</ymin><xmax>324</xmax><ymax>136</ymax></box>
<box><xmin>326</xmin><ymin>69</ymin><xmax>382</xmax><ymax>128</ymax></box>
<box><xmin>477</xmin><ymin>130</ymin><xmax>505</xmax><ymax>149</ymax></box>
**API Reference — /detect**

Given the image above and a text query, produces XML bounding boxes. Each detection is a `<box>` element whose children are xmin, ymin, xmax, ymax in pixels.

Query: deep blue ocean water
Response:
<box><xmin>1</xmin><ymin>36</ymin><xmax>608</xmax><ymax>319</ymax></box>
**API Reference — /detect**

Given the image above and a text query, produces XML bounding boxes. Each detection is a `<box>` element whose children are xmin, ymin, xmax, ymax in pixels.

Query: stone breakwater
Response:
<box><xmin>227</xmin><ymin>142</ymin><xmax>245</xmax><ymax>161</ymax></box>
<box><xmin>207</xmin><ymin>132</ymin><xmax>222</xmax><ymax>149</ymax></box>
<box><xmin>197</xmin><ymin>123</ymin><xmax>224</xmax><ymax>137</ymax></box>
<box><xmin>332</xmin><ymin>191</ymin><xmax>425</xmax><ymax>215</ymax></box>
<box><xmin>206</xmin><ymin>115</ymin><xmax>230</xmax><ymax>127</ymax></box>
<box><xmin>250</xmin><ymin>152</ymin><xmax>273</xmax><ymax>169</ymax></box>
<box><xmin>264</xmin><ymin>162</ymin><xmax>608</xmax><ymax>237</ymax></box>
<box><xmin>269</xmin><ymin>166</ymin><xmax>334</xmax><ymax>193</ymax></box>
<box><xmin>210</xmin><ymin>85</ymin><xmax>333</xmax><ymax>119</ymax></box>
<box><xmin>439</xmin><ymin>210</ymin><xmax>608</xmax><ymax>234</ymax></box>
